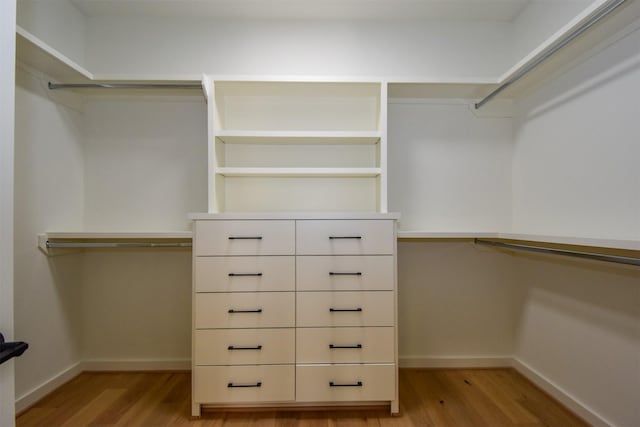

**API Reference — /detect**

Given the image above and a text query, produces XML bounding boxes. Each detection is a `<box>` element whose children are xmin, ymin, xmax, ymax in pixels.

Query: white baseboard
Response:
<box><xmin>511</xmin><ymin>358</ymin><xmax>611</xmax><ymax>427</ymax></box>
<box><xmin>15</xmin><ymin>362</ymin><xmax>84</xmax><ymax>413</ymax></box>
<box><xmin>399</xmin><ymin>356</ymin><xmax>512</xmax><ymax>368</ymax></box>
<box><xmin>81</xmin><ymin>359</ymin><xmax>191</xmax><ymax>372</ymax></box>
<box><xmin>14</xmin><ymin>359</ymin><xmax>190</xmax><ymax>413</ymax></box>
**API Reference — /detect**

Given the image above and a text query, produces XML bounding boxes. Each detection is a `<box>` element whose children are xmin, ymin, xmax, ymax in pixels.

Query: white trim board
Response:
<box><xmin>512</xmin><ymin>359</ymin><xmax>611</xmax><ymax>427</ymax></box>
<box><xmin>15</xmin><ymin>362</ymin><xmax>84</xmax><ymax>413</ymax></box>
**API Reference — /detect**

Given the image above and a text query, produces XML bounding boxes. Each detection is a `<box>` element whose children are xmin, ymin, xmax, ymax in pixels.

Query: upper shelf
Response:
<box><xmin>16</xmin><ymin>26</ymin><xmax>203</xmax><ymax>95</ymax></box>
<box><xmin>16</xmin><ymin>26</ymin><xmax>92</xmax><ymax>83</ymax></box>
<box><xmin>215</xmin><ymin>131</ymin><xmax>381</xmax><ymax>145</ymax></box>
<box><xmin>17</xmin><ymin>0</ymin><xmax>640</xmax><ymax>105</ymax></box>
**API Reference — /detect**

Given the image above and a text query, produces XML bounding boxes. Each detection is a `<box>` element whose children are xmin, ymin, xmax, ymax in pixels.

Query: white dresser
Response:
<box><xmin>190</xmin><ymin>213</ymin><xmax>399</xmax><ymax>416</ymax></box>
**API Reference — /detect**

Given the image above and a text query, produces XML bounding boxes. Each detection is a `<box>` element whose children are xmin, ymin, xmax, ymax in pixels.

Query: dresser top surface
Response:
<box><xmin>189</xmin><ymin>212</ymin><xmax>400</xmax><ymax>221</ymax></box>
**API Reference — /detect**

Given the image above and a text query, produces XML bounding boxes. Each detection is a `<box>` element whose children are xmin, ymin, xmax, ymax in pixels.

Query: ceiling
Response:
<box><xmin>70</xmin><ymin>0</ymin><xmax>531</xmax><ymax>21</ymax></box>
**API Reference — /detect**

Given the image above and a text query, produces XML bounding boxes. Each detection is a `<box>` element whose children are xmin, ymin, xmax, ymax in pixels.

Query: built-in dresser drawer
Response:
<box><xmin>194</xmin><ymin>365</ymin><xmax>295</xmax><ymax>403</ymax></box>
<box><xmin>296</xmin><ymin>364</ymin><xmax>395</xmax><ymax>402</ymax></box>
<box><xmin>296</xmin><ymin>220</ymin><xmax>394</xmax><ymax>255</ymax></box>
<box><xmin>296</xmin><ymin>256</ymin><xmax>394</xmax><ymax>291</ymax></box>
<box><xmin>195</xmin><ymin>329</ymin><xmax>295</xmax><ymax>366</ymax></box>
<box><xmin>195</xmin><ymin>256</ymin><xmax>295</xmax><ymax>292</ymax></box>
<box><xmin>296</xmin><ymin>291</ymin><xmax>394</xmax><ymax>327</ymax></box>
<box><xmin>195</xmin><ymin>292</ymin><xmax>295</xmax><ymax>329</ymax></box>
<box><xmin>195</xmin><ymin>220</ymin><xmax>295</xmax><ymax>256</ymax></box>
<box><xmin>296</xmin><ymin>327</ymin><xmax>394</xmax><ymax>364</ymax></box>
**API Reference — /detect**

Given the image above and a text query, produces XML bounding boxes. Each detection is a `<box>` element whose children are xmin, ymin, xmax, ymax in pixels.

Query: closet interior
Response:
<box><xmin>10</xmin><ymin>0</ymin><xmax>640</xmax><ymax>425</ymax></box>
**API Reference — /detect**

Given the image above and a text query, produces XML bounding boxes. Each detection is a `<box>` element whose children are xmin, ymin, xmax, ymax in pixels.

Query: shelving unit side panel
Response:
<box><xmin>379</xmin><ymin>82</ymin><xmax>389</xmax><ymax>213</ymax></box>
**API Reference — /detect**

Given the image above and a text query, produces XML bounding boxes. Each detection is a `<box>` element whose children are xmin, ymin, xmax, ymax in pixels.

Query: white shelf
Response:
<box><xmin>16</xmin><ymin>26</ymin><xmax>93</xmax><ymax>83</ymax></box>
<box><xmin>498</xmin><ymin>233</ymin><xmax>640</xmax><ymax>251</ymax></box>
<box><xmin>38</xmin><ymin>231</ymin><xmax>193</xmax><ymax>255</ymax></box>
<box><xmin>216</xmin><ymin>130</ymin><xmax>381</xmax><ymax>145</ymax></box>
<box><xmin>397</xmin><ymin>231</ymin><xmax>640</xmax><ymax>251</ymax></box>
<box><xmin>16</xmin><ymin>26</ymin><xmax>202</xmax><ymax>95</ymax></box>
<box><xmin>189</xmin><ymin>212</ymin><xmax>400</xmax><ymax>220</ymax></box>
<box><xmin>42</xmin><ymin>231</ymin><xmax>193</xmax><ymax>239</ymax></box>
<box><xmin>397</xmin><ymin>231</ymin><xmax>498</xmax><ymax>239</ymax></box>
<box><xmin>215</xmin><ymin>167</ymin><xmax>382</xmax><ymax>178</ymax></box>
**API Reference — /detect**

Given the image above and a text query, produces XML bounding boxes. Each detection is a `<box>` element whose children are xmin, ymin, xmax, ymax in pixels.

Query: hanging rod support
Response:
<box><xmin>474</xmin><ymin>0</ymin><xmax>627</xmax><ymax>109</ymax></box>
<box><xmin>475</xmin><ymin>239</ymin><xmax>640</xmax><ymax>267</ymax></box>
<box><xmin>48</xmin><ymin>82</ymin><xmax>203</xmax><ymax>90</ymax></box>
<box><xmin>45</xmin><ymin>241</ymin><xmax>192</xmax><ymax>249</ymax></box>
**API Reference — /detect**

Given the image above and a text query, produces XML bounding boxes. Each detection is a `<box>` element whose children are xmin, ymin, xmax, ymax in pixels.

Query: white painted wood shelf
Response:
<box><xmin>397</xmin><ymin>231</ymin><xmax>640</xmax><ymax>251</ymax></box>
<box><xmin>216</xmin><ymin>167</ymin><xmax>382</xmax><ymax>178</ymax></box>
<box><xmin>216</xmin><ymin>131</ymin><xmax>381</xmax><ymax>144</ymax></box>
<box><xmin>16</xmin><ymin>26</ymin><xmax>201</xmax><ymax>92</ymax></box>
<box><xmin>38</xmin><ymin>231</ymin><xmax>193</xmax><ymax>255</ymax></box>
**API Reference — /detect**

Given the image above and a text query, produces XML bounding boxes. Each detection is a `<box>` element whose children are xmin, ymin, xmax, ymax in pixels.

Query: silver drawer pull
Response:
<box><xmin>329</xmin><ymin>307</ymin><xmax>362</xmax><ymax>313</ymax></box>
<box><xmin>228</xmin><ymin>236</ymin><xmax>262</xmax><ymax>240</ymax></box>
<box><xmin>228</xmin><ymin>345</ymin><xmax>262</xmax><ymax>351</ymax></box>
<box><xmin>329</xmin><ymin>344</ymin><xmax>362</xmax><ymax>349</ymax></box>
<box><xmin>228</xmin><ymin>382</ymin><xmax>262</xmax><ymax>388</ymax></box>
<box><xmin>329</xmin><ymin>272</ymin><xmax>362</xmax><ymax>276</ymax></box>
<box><xmin>329</xmin><ymin>381</ymin><xmax>363</xmax><ymax>387</ymax></box>
<box><xmin>228</xmin><ymin>308</ymin><xmax>263</xmax><ymax>313</ymax></box>
<box><xmin>228</xmin><ymin>273</ymin><xmax>263</xmax><ymax>277</ymax></box>
<box><xmin>329</xmin><ymin>236</ymin><xmax>362</xmax><ymax>240</ymax></box>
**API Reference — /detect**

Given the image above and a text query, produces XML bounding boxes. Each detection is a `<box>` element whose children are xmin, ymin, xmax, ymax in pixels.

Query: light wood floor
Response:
<box><xmin>17</xmin><ymin>368</ymin><xmax>589</xmax><ymax>426</ymax></box>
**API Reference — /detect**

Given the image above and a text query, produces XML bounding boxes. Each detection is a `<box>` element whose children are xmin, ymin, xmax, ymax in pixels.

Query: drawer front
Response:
<box><xmin>296</xmin><ymin>292</ymin><xmax>394</xmax><ymax>327</ymax></box>
<box><xmin>195</xmin><ymin>256</ymin><xmax>295</xmax><ymax>292</ymax></box>
<box><xmin>296</xmin><ymin>220</ymin><xmax>395</xmax><ymax>255</ymax></box>
<box><xmin>195</xmin><ymin>329</ymin><xmax>295</xmax><ymax>366</ymax></box>
<box><xmin>296</xmin><ymin>364</ymin><xmax>395</xmax><ymax>402</ymax></box>
<box><xmin>194</xmin><ymin>365</ymin><xmax>294</xmax><ymax>403</ymax></box>
<box><xmin>296</xmin><ymin>327</ymin><xmax>394</xmax><ymax>364</ymax></box>
<box><xmin>195</xmin><ymin>292</ymin><xmax>295</xmax><ymax>329</ymax></box>
<box><xmin>195</xmin><ymin>220</ymin><xmax>295</xmax><ymax>256</ymax></box>
<box><xmin>296</xmin><ymin>256</ymin><xmax>394</xmax><ymax>291</ymax></box>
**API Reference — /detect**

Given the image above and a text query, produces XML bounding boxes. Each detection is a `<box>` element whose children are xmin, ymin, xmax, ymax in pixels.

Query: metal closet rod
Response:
<box><xmin>48</xmin><ymin>82</ymin><xmax>203</xmax><ymax>90</ymax></box>
<box><xmin>46</xmin><ymin>241</ymin><xmax>192</xmax><ymax>249</ymax></box>
<box><xmin>475</xmin><ymin>239</ymin><xmax>640</xmax><ymax>267</ymax></box>
<box><xmin>474</xmin><ymin>0</ymin><xmax>627</xmax><ymax>109</ymax></box>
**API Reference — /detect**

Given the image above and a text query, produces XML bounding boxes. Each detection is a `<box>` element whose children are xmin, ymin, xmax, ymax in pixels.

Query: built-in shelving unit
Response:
<box><xmin>20</xmin><ymin>0</ymin><xmax>640</xmax><ymax>251</ymax></box>
<box><xmin>205</xmin><ymin>78</ymin><xmax>387</xmax><ymax>213</ymax></box>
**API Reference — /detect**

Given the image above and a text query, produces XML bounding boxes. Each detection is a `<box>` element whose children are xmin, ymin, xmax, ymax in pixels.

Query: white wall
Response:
<box><xmin>0</xmin><ymin>0</ymin><xmax>16</xmax><ymax>424</ymax></box>
<box><xmin>398</xmin><ymin>241</ymin><xmax>520</xmax><ymax>364</ymax></box>
<box><xmin>388</xmin><ymin>101</ymin><xmax>513</xmax><ymax>232</ymax></box>
<box><xmin>81</xmin><ymin>250</ymin><xmax>192</xmax><ymax>364</ymax></box>
<box><xmin>13</xmin><ymin>88</ymin><xmax>208</xmax><ymax>400</ymax></box>
<box><xmin>510</xmin><ymin>18</ymin><xmax>640</xmax><ymax>427</ymax></box>
<box><xmin>512</xmin><ymin>23</ymin><xmax>640</xmax><ymax>240</ymax></box>
<box><xmin>85</xmin><ymin>17</ymin><xmax>512</xmax><ymax>79</ymax></box>
<box><xmin>83</xmin><ymin>96</ymin><xmax>208</xmax><ymax>231</ymax></box>
<box><xmin>13</xmin><ymin>66</ymin><xmax>85</xmax><ymax>403</ymax></box>
<box><xmin>80</xmin><ymin>94</ymin><xmax>206</xmax><ymax>363</ymax></box>
<box><xmin>514</xmin><ymin>254</ymin><xmax>640</xmax><ymax>427</ymax></box>
<box><xmin>17</xmin><ymin>0</ymin><xmax>86</xmax><ymax>67</ymax></box>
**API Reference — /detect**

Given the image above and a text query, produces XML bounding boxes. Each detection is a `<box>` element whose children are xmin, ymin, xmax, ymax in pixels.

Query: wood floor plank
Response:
<box><xmin>60</xmin><ymin>388</ymin><xmax>126</xmax><ymax>427</ymax></box>
<box><xmin>16</xmin><ymin>369</ymin><xmax>590</xmax><ymax>427</ymax></box>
